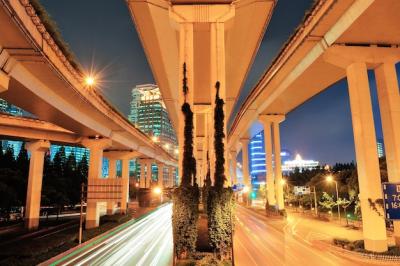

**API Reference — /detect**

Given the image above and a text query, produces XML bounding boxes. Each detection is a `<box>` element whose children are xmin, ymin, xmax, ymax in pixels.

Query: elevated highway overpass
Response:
<box><xmin>227</xmin><ymin>0</ymin><xmax>400</xmax><ymax>252</ymax></box>
<box><xmin>127</xmin><ymin>0</ymin><xmax>276</xmax><ymax>185</ymax></box>
<box><xmin>0</xmin><ymin>0</ymin><xmax>176</xmax><ymax>230</ymax></box>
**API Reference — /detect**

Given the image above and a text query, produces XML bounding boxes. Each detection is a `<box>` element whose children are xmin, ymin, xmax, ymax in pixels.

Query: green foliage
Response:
<box><xmin>0</xmin><ymin>144</ymin><xmax>28</xmax><ymax>219</ymax></box>
<box><xmin>207</xmin><ymin>187</ymin><xmax>234</xmax><ymax>258</ymax></box>
<box><xmin>173</xmin><ymin>186</ymin><xmax>200</xmax><ymax>258</ymax></box>
<box><xmin>318</xmin><ymin>192</ymin><xmax>336</xmax><ymax>211</ymax></box>
<box><xmin>29</xmin><ymin>0</ymin><xmax>80</xmax><ymax>69</ymax></box>
<box><xmin>173</xmin><ymin>63</ymin><xmax>200</xmax><ymax>259</ymax></box>
<box><xmin>213</xmin><ymin>82</ymin><xmax>226</xmax><ymax>190</ymax></box>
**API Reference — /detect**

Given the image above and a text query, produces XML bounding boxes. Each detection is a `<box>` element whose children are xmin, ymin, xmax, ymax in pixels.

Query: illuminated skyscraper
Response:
<box><xmin>128</xmin><ymin>84</ymin><xmax>177</xmax><ymax>147</ymax></box>
<box><xmin>248</xmin><ymin>131</ymin><xmax>292</xmax><ymax>183</ymax></box>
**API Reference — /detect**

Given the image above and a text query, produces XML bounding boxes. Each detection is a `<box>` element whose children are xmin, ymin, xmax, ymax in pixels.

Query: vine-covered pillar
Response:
<box><xmin>210</xmin><ymin>19</ymin><xmax>231</xmax><ymax>186</ymax></box>
<box><xmin>176</xmin><ymin>22</ymin><xmax>194</xmax><ymax>185</ymax></box>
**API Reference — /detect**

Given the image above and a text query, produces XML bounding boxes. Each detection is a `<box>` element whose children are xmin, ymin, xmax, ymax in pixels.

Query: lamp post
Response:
<box><xmin>326</xmin><ymin>175</ymin><xmax>340</xmax><ymax>222</ymax></box>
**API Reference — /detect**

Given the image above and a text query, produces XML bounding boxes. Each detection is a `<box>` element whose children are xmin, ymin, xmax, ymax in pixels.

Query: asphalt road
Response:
<box><xmin>233</xmin><ymin>205</ymin><xmax>393</xmax><ymax>266</ymax></box>
<box><xmin>52</xmin><ymin>204</ymin><xmax>173</xmax><ymax>266</ymax></box>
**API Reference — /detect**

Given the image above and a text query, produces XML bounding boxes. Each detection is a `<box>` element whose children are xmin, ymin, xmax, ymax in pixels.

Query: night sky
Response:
<box><xmin>39</xmin><ymin>0</ymin><xmax>397</xmax><ymax>165</ymax></box>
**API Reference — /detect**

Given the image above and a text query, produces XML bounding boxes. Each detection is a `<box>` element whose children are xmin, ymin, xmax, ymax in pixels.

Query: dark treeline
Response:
<box><xmin>0</xmin><ymin>143</ymin><xmax>88</xmax><ymax>220</ymax></box>
<box><xmin>286</xmin><ymin>159</ymin><xmax>388</xmax><ymax>217</ymax></box>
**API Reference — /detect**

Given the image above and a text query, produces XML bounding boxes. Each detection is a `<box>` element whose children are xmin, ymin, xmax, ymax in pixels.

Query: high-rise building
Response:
<box><xmin>377</xmin><ymin>138</ymin><xmax>385</xmax><ymax>158</ymax></box>
<box><xmin>248</xmin><ymin>131</ymin><xmax>292</xmax><ymax>183</ymax></box>
<box><xmin>50</xmin><ymin>145</ymin><xmax>89</xmax><ymax>163</ymax></box>
<box><xmin>1</xmin><ymin>98</ymin><xmax>24</xmax><ymax>157</ymax></box>
<box><xmin>128</xmin><ymin>84</ymin><xmax>177</xmax><ymax>147</ymax></box>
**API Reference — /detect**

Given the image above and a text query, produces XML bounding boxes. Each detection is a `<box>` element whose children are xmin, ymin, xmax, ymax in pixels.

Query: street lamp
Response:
<box><xmin>326</xmin><ymin>174</ymin><xmax>341</xmax><ymax>222</ymax></box>
<box><xmin>84</xmin><ymin>75</ymin><xmax>96</xmax><ymax>88</ymax></box>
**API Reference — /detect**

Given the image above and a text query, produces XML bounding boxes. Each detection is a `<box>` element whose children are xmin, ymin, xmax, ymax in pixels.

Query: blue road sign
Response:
<box><xmin>382</xmin><ymin>183</ymin><xmax>400</xmax><ymax>220</ymax></box>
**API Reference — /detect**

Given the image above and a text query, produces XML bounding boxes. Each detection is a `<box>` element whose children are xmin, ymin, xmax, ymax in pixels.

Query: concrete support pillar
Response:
<box><xmin>169</xmin><ymin>167</ymin><xmax>175</xmax><ymax>187</ymax></box>
<box><xmin>157</xmin><ymin>162</ymin><xmax>164</xmax><ymax>188</ymax></box>
<box><xmin>375</xmin><ymin>61</ymin><xmax>400</xmax><ymax>245</ymax></box>
<box><xmin>229</xmin><ymin>150</ymin><xmax>238</xmax><ymax>185</ymax></box>
<box><xmin>139</xmin><ymin>160</ymin><xmax>146</xmax><ymax>188</ymax></box>
<box><xmin>259</xmin><ymin>116</ymin><xmax>276</xmax><ymax>207</ymax></box>
<box><xmin>272</xmin><ymin>117</ymin><xmax>285</xmax><ymax>210</ymax></box>
<box><xmin>346</xmin><ymin>62</ymin><xmax>387</xmax><ymax>252</ymax></box>
<box><xmin>240</xmin><ymin>138</ymin><xmax>250</xmax><ymax>187</ymax></box>
<box><xmin>25</xmin><ymin>140</ymin><xmax>50</xmax><ymax>230</ymax></box>
<box><xmin>146</xmin><ymin>160</ymin><xmax>153</xmax><ymax>188</ymax></box>
<box><xmin>107</xmin><ymin>158</ymin><xmax>117</xmax><ymax>215</ymax></box>
<box><xmin>121</xmin><ymin>158</ymin><xmax>130</xmax><ymax>214</ymax></box>
<box><xmin>82</xmin><ymin>138</ymin><xmax>111</xmax><ymax>229</ymax></box>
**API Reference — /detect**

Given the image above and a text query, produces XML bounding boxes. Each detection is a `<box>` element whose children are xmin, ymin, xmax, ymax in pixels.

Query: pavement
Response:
<box><xmin>43</xmin><ymin>203</ymin><xmax>173</xmax><ymax>266</ymax></box>
<box><xmin>234</xmin><ymin>205</ymin><xmax>397</xmax><ymax>266</ymax></box>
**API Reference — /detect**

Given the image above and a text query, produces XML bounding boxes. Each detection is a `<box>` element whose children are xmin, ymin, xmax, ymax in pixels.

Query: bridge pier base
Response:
<box><xmin>25</xmin><ymin>140</ymin><xmax>50</xmax><ymax>230</ymax></box>
<box><xmin>83</xmin><ymin>138</ymin><xmax>111</xmax><ymax>229</ymax></box>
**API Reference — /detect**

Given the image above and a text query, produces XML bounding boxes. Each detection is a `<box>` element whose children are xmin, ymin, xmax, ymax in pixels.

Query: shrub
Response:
<box><xmin>173</xmin><ymin>186</ymin><xmax>200</xmax><ymax>258</ymax></box>
<box><xmin>207</xmin><ymin>187</ymin><xmax>234</xmax><ymax>258</ymax></box>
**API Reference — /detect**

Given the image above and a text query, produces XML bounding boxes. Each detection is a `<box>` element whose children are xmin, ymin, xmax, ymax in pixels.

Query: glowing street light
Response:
<box><xmin>84</xmin><ymin>76</ymin><xmax>95</xmax><ymax>87</ymax></box>
<box><xmin>153</xmin><ymin>187</ymin><xmax>162</xmax><ymax>195</ymax></box>
<box><xmin>243</xmin><ymin>185</ymin><xmax>250</xmax><ymax>193</ymax></box>
<box><xmin>280</xmin><ymin>179</ymin><xmax>286</xmax><ymax>185</ymax></box>
<box><xmin>326</xmin><ymin>174</ymin><xmax>341</xmax><ymax>222</ymax></box>
<box><xmin>152</xmin><ymin>136</ymin><xmax>159</xmax><ymax>143</ymax></box>
<box><xmin>174</xmin><ymin>148</ymin><xmax>179</xmax><ymax>155</ymax></box>
<box><xmin>164</xmin><ymin>143</ymin><xmax>170</xmax><ymax>150</ymax></box>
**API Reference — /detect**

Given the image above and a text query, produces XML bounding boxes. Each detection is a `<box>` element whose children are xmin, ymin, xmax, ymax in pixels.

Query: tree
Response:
<box><xmin>65</xmin><ymin>153</ymin><xmax>79</xmax><ymax>205</ymax></box>
<box><xmin>319</xmin><ymin>192</ymin><xmax>336</xmax><ymax>214</ymax></box>
<box><xmin>15</xmin><ymin>143</ymin><xmax>29</xmax><ymax>204</ymax></box>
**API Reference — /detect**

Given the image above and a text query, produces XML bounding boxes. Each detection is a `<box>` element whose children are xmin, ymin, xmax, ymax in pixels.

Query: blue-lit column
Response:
<box><xmin>259</xmin><ymin>115</ymin><xmax>276</xmax><ymax>207</ymax></box>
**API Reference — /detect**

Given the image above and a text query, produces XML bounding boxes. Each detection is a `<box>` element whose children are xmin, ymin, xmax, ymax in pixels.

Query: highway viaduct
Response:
<box><xmin>227</xmin><ymin>0</ymin><xmax>400</xmax><ymax>253</ymax></box>
<box><xmin>0</xmin><ymin>0</ymin><xmax>177</xmax><ymax>231</ymax></box>
<box><xmin>128</xmin><ymin>0</ymin><xmax>400</xmax><ymax>253</ymax></box>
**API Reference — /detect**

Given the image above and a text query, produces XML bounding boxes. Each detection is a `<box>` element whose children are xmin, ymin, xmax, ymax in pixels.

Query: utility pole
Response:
<box><xmin>313</xmin><ymin>186</ymin><xmax>318</xmax><ymax>216</ymax></box>
<box><xmin>78</xmin><ymin>182</ymin><xmax>86</xmax><ymax>245</ymax></box>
